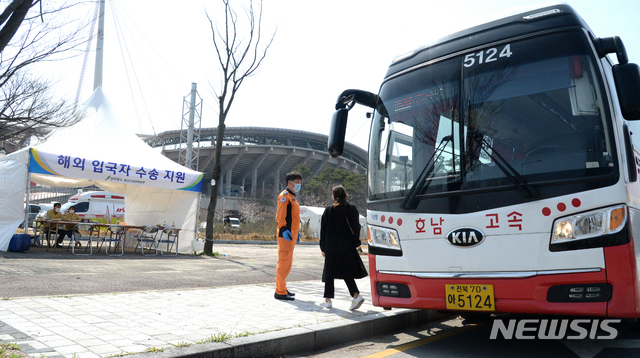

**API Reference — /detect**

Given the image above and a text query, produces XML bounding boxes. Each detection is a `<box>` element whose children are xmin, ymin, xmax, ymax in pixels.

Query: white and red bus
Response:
<box><xmin>329</xmin><ymin>4</ymin><xmax>640</xmax><ymax>318</ymax></box>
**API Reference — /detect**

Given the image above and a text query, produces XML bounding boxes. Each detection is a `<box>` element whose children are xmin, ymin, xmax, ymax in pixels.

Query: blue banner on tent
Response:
<box><xmin>29</xmin><ymin>148</ymin><xmax>203</xmax><ymax>192</ymax></box>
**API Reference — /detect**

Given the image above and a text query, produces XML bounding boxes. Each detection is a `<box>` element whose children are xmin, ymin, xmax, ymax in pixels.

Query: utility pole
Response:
<box><xmin>179</xmin><ymin>83</ymin><xmax>203</xmax><ymax>170</ymax></box>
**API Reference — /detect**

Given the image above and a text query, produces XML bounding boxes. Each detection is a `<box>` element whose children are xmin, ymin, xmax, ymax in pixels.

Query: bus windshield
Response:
<box><xmin>369</xmin><ymin>31</ymin><xmax>617</xmax><ymax>200</ymax></box>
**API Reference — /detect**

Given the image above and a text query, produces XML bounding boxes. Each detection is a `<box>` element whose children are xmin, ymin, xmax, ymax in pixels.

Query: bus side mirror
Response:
<box><xmin>328</xmin><ymin>108</ymin><xmax>348</xmax><ymax>158</ymax></box>
<box><xmin>614</xmin><ymin>63</ymin><xmax>640</xmax><ymax>120</ymax></box>
<box><xmin>594</xmin><ymin>37</ymin><xmax>628</xmax><ymax>65</ymax></box>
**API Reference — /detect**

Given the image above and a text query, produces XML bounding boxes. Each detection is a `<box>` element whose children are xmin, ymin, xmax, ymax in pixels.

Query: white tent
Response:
<box><xmin>299</xmin><ymin>206</ymin><xmax>326</xmax><ymax>238</ymax></box>
<box><xmin>0</xmin><ymin>88</ymin><xmax>204</xmax><ymax>253</ymax></box>
<box><xmin>300</xmin><ymin>206</ymin><xmax>367</xmax><ymax>239</ymax></box>
<box><xmin>0</xmin><ymin>150</ymin><xmax>30</xmax><ymax>249</ymax></box>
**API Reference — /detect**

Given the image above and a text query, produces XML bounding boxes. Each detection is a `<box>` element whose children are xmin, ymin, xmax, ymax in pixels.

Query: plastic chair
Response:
<box><xmin>158</xmin><ymin>228</ymin><xmax>179</xmax><ymax>256</ymax></box>
<box><xmin>68</xmin><ymin>223</ymin><xmax>95</xmax><ymax>255</ymax></box>
<box><xmin>98</xmin><ymin>225</ymin><xmax>125</xmax><ymax>256</ymax></box>
<box><xmin>133</xmin><ymin>226</ymin><xmax>159</xmax><ymax>255</ymax></box>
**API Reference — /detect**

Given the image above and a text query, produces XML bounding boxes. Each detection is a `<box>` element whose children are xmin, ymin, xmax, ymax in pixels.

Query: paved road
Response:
<box><xmin>289</xmin><ymin>316</ymin><xmax>640</xmax><ymax>358</ymax></box>
<box><xmin>0</xmin><ymin>243</ymin><xmax>332</xmax><ymax>298</ymax></box>
<box><xmin>1</xmin><ymin>242</ymin><xmax>420</xmax><ymax>358</ymax></box>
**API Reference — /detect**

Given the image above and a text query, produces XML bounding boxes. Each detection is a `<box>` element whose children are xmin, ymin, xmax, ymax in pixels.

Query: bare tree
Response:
<box><xmin>239</xmin><ymin>198</ymin><xmax>271</xmax><ymax>223</ymax></box>
<box><xmin>0</xmin><ymin>73</ymin><xmax>77</xmax><ymax>143</ymax></box>
<box><xmin>298</xmin><ymin>192</ymin><xmax>331</xmax><ymax>209</ymax></box>
<box><xmin>204</xmin><ymin>0</ymin><xmax>275</xmax><ymax>254</ymax></box>
<box><xmin>0</xmin><ymin>0</ymin><xmax>90</xmax><ymax>144</ymax></box>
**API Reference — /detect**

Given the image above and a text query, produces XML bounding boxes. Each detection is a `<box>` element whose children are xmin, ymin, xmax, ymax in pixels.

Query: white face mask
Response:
<box><xmin>69</xmin><ymin>210</ymin><xmax>75</xmax><ymax>214</ymax></box>
<box><xmin>54</xmin><ymin>208</ymin><xmax>60</xmax><ymax>213</ymax></box>
<box><xmin>294</xmin><ymin>183</ymin><xmax>302</xmax><ymax>192</ymax></box>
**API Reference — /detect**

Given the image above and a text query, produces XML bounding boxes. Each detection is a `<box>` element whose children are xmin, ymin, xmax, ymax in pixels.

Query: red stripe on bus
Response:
<box><xmin>604</xmin><ymin>243</ymin><xmax>640</xmax><ymax>317</ymax></box>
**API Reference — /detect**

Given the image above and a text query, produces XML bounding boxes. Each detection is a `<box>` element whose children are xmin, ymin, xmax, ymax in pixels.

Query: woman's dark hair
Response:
<box><xmin>69</xmin><ymin>205</ymin><xmax>76</xmax><ymax>210</ymax></box>
<box><xmin>332</xmin><ymin>185</ymin><xmax>349</xmax><ymax>207</ymax></box>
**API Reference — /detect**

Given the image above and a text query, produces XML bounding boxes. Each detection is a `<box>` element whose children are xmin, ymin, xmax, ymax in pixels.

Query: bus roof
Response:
<box><xmin>385</xmin><ymin>3</ymin><xmax>592</xmax><ymax>79</ymax></box>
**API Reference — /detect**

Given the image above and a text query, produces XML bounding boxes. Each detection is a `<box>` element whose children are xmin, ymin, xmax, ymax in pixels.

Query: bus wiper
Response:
<box><xmin>400</xmin><ymin>135</ymin><xmax>453</xmax><ymax>210</ymax></box>
<box><xmin>469</xmin><ymin>132</ymin><xmax>539</xmax><ymax>198</ymax></box>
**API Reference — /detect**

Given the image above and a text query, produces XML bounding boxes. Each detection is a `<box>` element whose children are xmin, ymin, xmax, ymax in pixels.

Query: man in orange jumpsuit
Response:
<box><xmin>274</xmin><ymin>171</ymin><xmax>303</xmax><ymax>300</ymax></box>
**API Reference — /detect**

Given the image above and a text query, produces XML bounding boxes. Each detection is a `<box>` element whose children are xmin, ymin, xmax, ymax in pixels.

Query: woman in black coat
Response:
<box><xmin>319</xmin><ymin>185</ymin><xmax>368</xmax><ymax>310</ymax></box>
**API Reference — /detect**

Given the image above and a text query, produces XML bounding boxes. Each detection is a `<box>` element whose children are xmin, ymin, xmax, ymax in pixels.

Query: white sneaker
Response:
<box><xmin>349</xmin><ymin>295</ymin><xmax>365</xmax><ymax>310</ymax></box>
<box><xmin>319</xmin><ymin>301</ymin><xmax>332</xmax><ymax>308</ymax></box>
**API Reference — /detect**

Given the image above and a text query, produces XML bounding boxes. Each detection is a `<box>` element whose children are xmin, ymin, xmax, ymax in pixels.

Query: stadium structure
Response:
<box><xmin>144</xmin><ymin>127</ymin><xmax>367</xmax><ymax>197</ymax></box>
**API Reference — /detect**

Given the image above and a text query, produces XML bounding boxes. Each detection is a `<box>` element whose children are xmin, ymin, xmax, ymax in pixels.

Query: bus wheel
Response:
<box><xmin>383</xmin><ymin>307</ymin><xmax>392</xmax><ymax>311</ymax></box>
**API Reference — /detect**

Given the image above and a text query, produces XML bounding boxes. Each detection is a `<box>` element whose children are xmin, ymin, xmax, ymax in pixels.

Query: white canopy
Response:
<box><xmin>0</xmin><ymin>88</ymin><xmax>204</xmax><ymax>252</ymax></box>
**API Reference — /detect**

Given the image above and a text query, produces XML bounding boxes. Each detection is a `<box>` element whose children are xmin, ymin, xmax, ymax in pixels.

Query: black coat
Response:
<box><xmin>320</xmin><ymin>203</ymin><xmax>368</xmax><ymax>281</ymax></box>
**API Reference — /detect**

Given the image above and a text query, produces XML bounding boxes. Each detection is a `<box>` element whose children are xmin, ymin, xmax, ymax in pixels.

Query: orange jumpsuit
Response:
<box><xmin>275</xmin><ymin>188</ymin><xmax>300</xmax><ymax>295</ymax></box>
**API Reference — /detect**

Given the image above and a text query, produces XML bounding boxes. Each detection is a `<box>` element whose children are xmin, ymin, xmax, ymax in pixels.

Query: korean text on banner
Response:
<box><xmin>29</xmin><ymin>148</ymin><xmax>203</xmax><ymax>192</ymax></box>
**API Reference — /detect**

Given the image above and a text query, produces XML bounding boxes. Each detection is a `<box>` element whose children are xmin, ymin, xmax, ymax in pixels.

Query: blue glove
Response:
<box><xmin>297</xmin><ymin>233</ymin><xmax>301</xmax><ymax>243</ymax></box>
<box><xmin>283</xmin><ymin>230</ymin><xmax>292</xmax><ymax>241</ymax></box>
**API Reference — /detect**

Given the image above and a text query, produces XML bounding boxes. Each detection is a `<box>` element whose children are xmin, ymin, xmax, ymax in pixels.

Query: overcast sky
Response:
<box><xmin>41</xmin><ymin>0</ymin><xmax>640</xmax><ymax>150</ymax></box>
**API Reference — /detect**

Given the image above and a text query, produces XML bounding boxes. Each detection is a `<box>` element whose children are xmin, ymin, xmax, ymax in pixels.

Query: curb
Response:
<box><xmin>130</xmin><ymin>309</ymin><xmax>445</xmax><ymax>358</ymax></box>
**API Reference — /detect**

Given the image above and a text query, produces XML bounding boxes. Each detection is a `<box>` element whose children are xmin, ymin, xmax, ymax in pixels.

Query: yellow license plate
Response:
<box><xmin>445</xmin><ymin>284</ymin><xmax>495</xmax><ymax>311</ymax></box>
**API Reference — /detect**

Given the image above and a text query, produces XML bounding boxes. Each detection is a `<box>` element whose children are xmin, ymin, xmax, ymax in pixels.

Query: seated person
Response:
<box><xmin>44</xmin><ymin>203</ymin><xmax>63</xmax><ymax>247</ymax></box>
<box><xmin>58</xmin><ymin>205</ymin><xmax>81</xmax><ymax>247</ymax></box>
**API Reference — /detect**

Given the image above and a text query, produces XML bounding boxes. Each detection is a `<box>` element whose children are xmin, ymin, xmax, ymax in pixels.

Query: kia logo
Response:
<box><xmin>446</xmin><ymin>228</ymin><xmax>485</xmax><ymax>247</ymax></box>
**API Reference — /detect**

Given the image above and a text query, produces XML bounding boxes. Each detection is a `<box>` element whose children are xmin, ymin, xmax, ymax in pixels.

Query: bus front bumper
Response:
<box><xmin>369</xmin><ymin>245</ymin><xmax>640</xmax><ymax>318</ymax></box>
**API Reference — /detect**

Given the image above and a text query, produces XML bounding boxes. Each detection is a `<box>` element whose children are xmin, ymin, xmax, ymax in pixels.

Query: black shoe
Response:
<box><xmin>274</xmin><ymin>292</ymin><xmax>295</xmax><ymax>301</ymax></box>
<box><xmin>286</xmin><ymin>290</ymin><xmax>295</xmax><ymax>297</ymax></box>
<box><xmin>55</xmin><ymin>244</ymin><xmax>63</xmax><ymax>248</ymax></box>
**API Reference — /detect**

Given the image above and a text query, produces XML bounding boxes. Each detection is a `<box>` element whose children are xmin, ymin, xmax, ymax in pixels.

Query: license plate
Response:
<box><xmin>445</xmin><ymin>284</ymin><xmax>495</xmax><ymax>311</ymax></box>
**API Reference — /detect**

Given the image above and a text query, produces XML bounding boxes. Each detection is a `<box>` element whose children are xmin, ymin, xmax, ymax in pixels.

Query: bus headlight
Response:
<box><xmin>368</xmin><ymin>225</ymin><xmax>401</xmax><ymax>250</ymax></box>
<box><xmin>551</xmin><ymin>205</ymin><xmax>627</xmax><ymax>244</ymax></box>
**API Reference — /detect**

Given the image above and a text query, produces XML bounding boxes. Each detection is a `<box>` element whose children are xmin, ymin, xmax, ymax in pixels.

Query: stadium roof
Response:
<box><xmin>144</xmin><ymin>127</ymin><xmax>367</xmax><ymax>196</ymax></box>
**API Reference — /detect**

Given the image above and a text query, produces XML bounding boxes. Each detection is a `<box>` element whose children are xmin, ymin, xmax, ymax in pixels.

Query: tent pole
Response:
<box><xmin>93</xmin><ymin>0</ymin><xmax>106</xmax><ymax>90</ymax></box>
<box><xmin>195</xmin><ymin>193</ymin><xmax>202</xmax><ymax>239</ymax></box>
<box><xmin>24</xmin><ymin>149</ymin><xmax>32</xmax><ymax>234</ymax></box>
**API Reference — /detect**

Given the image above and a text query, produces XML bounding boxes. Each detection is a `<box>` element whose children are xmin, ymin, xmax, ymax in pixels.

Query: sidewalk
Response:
<box><xmin>0</xmin><ymin>278</ymin><xmax>440</xmax><ymax>358</ymax></box>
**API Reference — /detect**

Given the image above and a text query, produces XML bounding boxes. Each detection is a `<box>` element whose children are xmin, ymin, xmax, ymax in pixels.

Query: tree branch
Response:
<box><xmin>0</xmin><ymin>1</ymin><xmax>91</xmax><ymax>143</ymax></box>
<box><xmin>0</xmin><ymin>0</ymin><xmax>36</xmax><ymax>53</ymax></box>
<box><xmin>204</xmin><ymin>0</ymin><xmax>276</xmax><ymax>254</ymax></box>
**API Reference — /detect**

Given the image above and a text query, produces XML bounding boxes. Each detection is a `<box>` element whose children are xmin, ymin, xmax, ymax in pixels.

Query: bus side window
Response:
<box><xmin>387</xmin><ymin>124</ymin><xmax>414</xmax><ymax>191</ymax></box>
<box><xmin>569</xmin><ymin>56</ymin><xmax>599</xmax><ymax>116</ymax></box>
